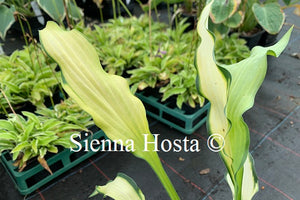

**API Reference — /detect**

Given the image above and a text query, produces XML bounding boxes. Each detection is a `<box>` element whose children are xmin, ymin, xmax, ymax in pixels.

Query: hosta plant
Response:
<box><xmin>209</xmin><ymin>0</ymin><xmax>285</xmax><ymax>35</ymax></box>
<box><xmin>0</xmin><ymin>111</ymin><xmax>83</xmax><ymax>173</ymax></box>
<box><xmin>196</xmin><ymin>1</ymin><xmax>292</xmax><ymax>200</ymax></box>
<box><xmin>84</xmin><ymin>16</ymin><xmax>203</xmax><ymax>108</ymax></box>
<box><xmin>40</xmin><ymin>21</ymin><xmax>180</xmax><ymax>200</ymax></box>
<box><xmin>214</xmin><ymin>33</ymin><xmax>250</xmax><ymax>65</ymax></box>
<box><xmin>0</xmin><ymin>0</ymin><xmax>82</xmax><ymax>40</ymax></box>
<box><xmin>0</xmin><ymin>44</ymin><xmax>60</xmax><ymax>115</ymax></box>
<box><xmin>36</xmin><ymin>97</ymin><xmax>94</xmax><ymax>130</ymax></box>
<box><xmin>77</xmin><ymin>16</ymin><xmax>249</xmax><ymax>110</ymax></box>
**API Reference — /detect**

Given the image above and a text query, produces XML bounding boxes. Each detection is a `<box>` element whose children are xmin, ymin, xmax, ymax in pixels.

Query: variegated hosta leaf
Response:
<box><xmin>196</xmin><ymin>1</ymin><xmax>292</xmax><ymax>200</ymax></box>
<box><xmin>210</xmin><ymin>0</ymin><xmax>241</xmax><ymax>24</ymax></box>
<box><xmin>252</xmin><ymin>2</ymin><xmax>285</xmax><ymax>34</ymax></box>
<box><xmin>39</xmin><ymin>22</ymin><xmax>180</xmax><ymax>200</ymax></box>
<box><xmin>224</xmin><ymin>11</ymin><xmax>244</xmax><ymax>28</ymax></box>
<box><xmin>37</xmin><ymin>0</ymin><xmax>82</xmax><ymax>23</ymax></box>
<box><xmin>0</xmin><ymin>5</ymin><xmax>15</xmax><ymax>40</ymax></box>
<box><xmin>37</xmin><ymin>0</ymin><xmax>65</xmax><ymax>23</ymax></box>
<box><xmin>90</xmin><ymin>173</ymin><xmax>145</xmax><ymax>200</ymax></box>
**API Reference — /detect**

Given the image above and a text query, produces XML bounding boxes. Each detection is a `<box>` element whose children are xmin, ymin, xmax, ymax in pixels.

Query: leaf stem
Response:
<box><xmin>146</xmin><ymin>151</ymin><xmax>180</xmax><ymax>200</ymax></box>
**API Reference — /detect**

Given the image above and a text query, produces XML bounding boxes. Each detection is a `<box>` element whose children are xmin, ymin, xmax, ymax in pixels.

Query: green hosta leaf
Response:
<box><xmin>37</xmin><ymin>0</ymin><xmax>65</xmax><ymax>23</ymax></box>
<box><xmin>0</xmin><ymin>143</ymin><xmax>14</xmax><ymax>153</ymax></box>
<box><xmin>21</xmin><ymin>122</ymin><xmax>35</xmax><ymax>141</ymax></box>
<box><xmin>90</xmin><ymin>173</ymin><xmax>145</xmax><ymax>200</ymax></box>
<box><xmin>22</xmin><ymin>149</ymin><xmax>33</xmax><ymax>163</ymax></box>
<box><xmin>208</xmin><ymin>18</ymin><xmax>230</xmax><ymax>36</ymax></box>
<box><xmin>252</xmin><ymin>3</ymin><xmax>285</xmax><ymax>34</ymax></box>
<box><xmin>11</xmin><ymin>141</ymin><xmax>31</xmax><ymax>154</ymax></box>
<box><xmin>12</xmin><ymin>151</ymin><xmax>19</xmax><ymax>161</ymax></box>
<box><xmin>0</xmin><ymin>132</ymin><xmax>18</xmax><ymax>141</ymax></box>
<box><xmin>224</xmin><ymin>11</ymin><xmax>244</xmax><ymax>28</ymax></box>
<box><xmin>196</xmin><ymin>2</ymin><xmax>292</xmax><ymax>200</ymax></box>
<box><xmin>161</xmin><ymin>87</ymin><xmax>186</xmax><ymax>102</ymax></box>
<box><xmin>37</xmin><ymin>135</ymin><xmax>58</xmax><ymax>146</ymax></box>
<box><xmin>39</xmin><ymin>147</ymin><xmax>47</xmax><ymax>158</ymax></box>
<box><xmin>67</xmin><ymin>1</ymin><xmax>83</xmax><ymax>20</ymax></box>
<box><xmin>210</xmin><ymin>0</ymin><xmax>241</xmax><ymax>23</ymax></box>
<box><xmin>22</xmin><ymin>111</ymin><xmax>40</xmax><ymax>125</ymax></box>
<box><xmin>176</xmin><ymin>95</ymin><xmax>185</xmax><ymax>109</ymax></box>
<box><xmin>54</xmin><ymin>123</ymin><xmax>83</xmax><ymax>134</ymax></box>
<box><xmin>47</xmin><ymin>145</ymin><xmax>58</xmax><ymax>153</ymax></box>
<box><xmin>0</xmin><ymin>5</ymin><xmax>15</xmax><ymax>40</ymax></box>
<box><xmin>43</xmin><ymin>119</ymin><xmax>64</xmax><ymax>130</ymax></box>
<box><xmin>51</xmin><ymin>136</ymin><xmax>73</xmax><ymax>148</ymax></box>
<box><xmin>31</xmin><ymin>130</ymin><xmax>56</xmax><ymax>137</ymax></box>
<box><xmin>32</xmin><ymin>139</ymin><xmax>38</xmax><ymax>154</ymax></box>
<box><xmin>35</xmin><ymin>67</ymin><xmax>56</xmax><ymax>81</ymax></box>
<box><xmin>1</xmin><ymin>81</ymin><xmax>21</xmax><ymax>93</ymax></box>
<box><xmin>39</xmin><ymin>21</ymin><xmax>180</xmax><ymax>200</ymax></box>
<box><xmin>0</xmin><ymin>120</ymin><xmax>15</xmax><ymax>132</ymax></box>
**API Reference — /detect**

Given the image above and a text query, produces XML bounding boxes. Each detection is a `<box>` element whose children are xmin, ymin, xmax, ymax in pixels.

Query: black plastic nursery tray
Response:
<box><xmin>0</xmin><ymin>126</ymin><xmax>107</xmax><ymax>195</ymax></box>
<box><xmin>136</xmin><ymin>91</ymin><xmax>210</xmax><ymax>135</ymax></box>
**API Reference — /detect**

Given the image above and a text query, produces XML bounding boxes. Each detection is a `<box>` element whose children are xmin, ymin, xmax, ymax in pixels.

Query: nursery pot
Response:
<box><xmin>240</xmin><ymin>28</ymin><xmax>265</xmax><ymax>49</ymax></box>
<box><xmin>259</xmin><ymin>32</ymin><xmax>278</xmax><ymax>47</ymax></box>
<box><xmin>172</xmin><ymin>6</ymin><xmax>198</xmax><ymax>32</ymax></box>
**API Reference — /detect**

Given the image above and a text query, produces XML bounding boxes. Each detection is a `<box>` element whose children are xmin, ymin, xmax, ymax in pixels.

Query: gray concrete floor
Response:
<box><xmin>0</xmin><ymin>3</ymin><xmax>299</xmax><ymax>200</ymax></box>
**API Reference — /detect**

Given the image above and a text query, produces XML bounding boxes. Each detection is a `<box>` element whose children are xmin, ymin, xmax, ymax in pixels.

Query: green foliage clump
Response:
<box><xmin>36</xmin><ymin>98</ymin><xmax>94</xmax><ymax>130</ymax></box>
<box><xmin>215</xmin><ymin>33</ymin><xmax>251</xmax><ymax>65</ymax></box>
<box><xmin>75</xmin><ymin>15</ymin><xmax>250</xmax><ymax>109</ymax></box>
<box><xmin>0</xmin><ymin>111</ymin><xmax>84</xmax><ymax>172</ymax></box>
<box><xmin>0</xmin><ymin>44</ymin><xmax>60</xmax><ymax>114</ymax></box>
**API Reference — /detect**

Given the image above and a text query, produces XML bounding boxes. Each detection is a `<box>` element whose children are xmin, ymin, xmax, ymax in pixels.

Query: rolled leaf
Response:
<box><xmin>89</xmin><ymin>173</ymin><xmax>145</xmax><ymax>200</ymax></box>
<box><xmin>196</xmin><ymin>1</ymin><xmax>292</xmax><ymax>200</ymax></box>
<box><xmin>39</xmin><ymin>22</ymin><xmax>179</xmax><ymax>200</ymax></box>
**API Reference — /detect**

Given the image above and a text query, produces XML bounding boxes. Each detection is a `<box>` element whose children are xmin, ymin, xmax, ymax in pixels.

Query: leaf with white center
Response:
<box><xmin>196</xmin><ymin>1</ymin><xmax>292</xmax><ymax>200</ymax></box>
<box><xmin>39</xmin><ymin>22</ymin><xmax>179</xmax><ymax>200</ymax></box>
<box><xmin>89</xmin><ymin>173</ymin><xmax>145</xmax><ymax>200</ymax></box>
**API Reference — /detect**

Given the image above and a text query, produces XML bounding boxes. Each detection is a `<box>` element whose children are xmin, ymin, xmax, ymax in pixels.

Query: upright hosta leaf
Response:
<box><xmin>39</xmin><ymin>22</ymin><xmax>179</xmax><ymax>200</ymax></box>
<box><xmin>0</xmin><ymin>5</ymin><xmax>15</xmax><ymax>40</ymax></box>
<box><xmin>90</xmin><ymin>173</ymin><xmax>145</xmax><ymax>200</ymax></box>
<box><xmin>196</xmin><ymin>1</ymin><xmax>292</xmax><ymax>200</ymax></box>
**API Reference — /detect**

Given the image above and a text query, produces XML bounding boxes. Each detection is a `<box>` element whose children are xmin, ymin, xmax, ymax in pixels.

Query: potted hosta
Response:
<box><xmin>0</xmin><ymin>44</ymin><xmax>60</xmax><ymax>116</ymax></box>
<box><xmin>0</xmin><ymin>111</ymin><xmax>84</xmax><ymax>173</ymax></box>
<box><xmin>209</xmin><ymin>0</ymin><xmax>285</xmax><ymax>48</ymax></box>
<box><xmin>0</xmin><ymin>0</ymin><xmax>82</xmax><ymax>40</ymax></box>
<box><xmin>0</xmin><ymin>97</ymin><xmax>107</xmax><ymax>195</ymax></box>
<box><xmin>75</xmin><ymin>14</ymin><xmax>251</xmax><ymax>134</ymax></box>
